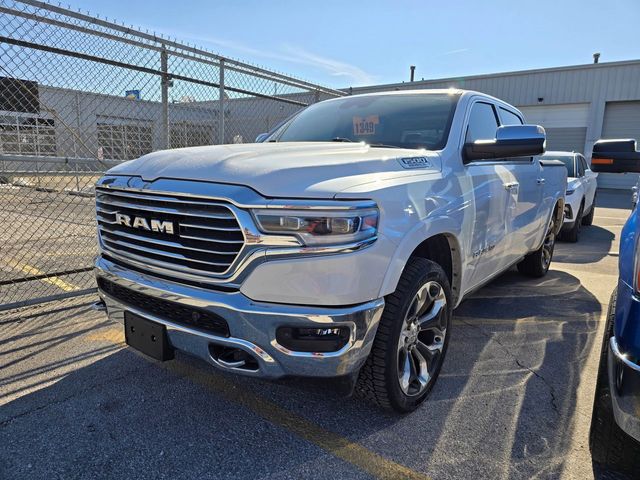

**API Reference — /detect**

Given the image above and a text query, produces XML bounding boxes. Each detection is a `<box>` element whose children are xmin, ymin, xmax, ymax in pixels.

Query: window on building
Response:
<box><xmin>170</xmin><ymin>122</ymin><xmax>215</xmax><ymax>149</ymax></box>
<box><xmin>0</xmin><ymin>115</ymin><xmax>56</xmax><ymax>156</ymax></box>
<box><xmin>0</xmin><ymin>77</ymin><xmax>40</xmax><ymax>114</ymax></box>
<box><xmin>466</xmin><ymin>102</ymin><xmax>499</xmax><ymax>143</ymax></box>
<box><xmin>97</xmin><ymin>122</ymin><xmax>153</xmax><ymax>160</ymax></box>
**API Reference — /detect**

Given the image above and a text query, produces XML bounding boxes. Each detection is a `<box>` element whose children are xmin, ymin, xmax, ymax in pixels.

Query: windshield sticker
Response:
<box><xmin>399</xmin><ymin>156</ymin><xmax>432</xmax><ymax>169</ymax></box>
<box><xmin>353</xmin><ymin>115</ymin><xmax>379</xmax><ymax>136</ymax></box>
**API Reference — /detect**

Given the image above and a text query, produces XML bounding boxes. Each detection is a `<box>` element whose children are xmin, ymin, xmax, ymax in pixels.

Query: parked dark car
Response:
<box><xmin>589</xmin><ymin>139</ymin><xmax>640</xmax><ymax>475</ymax></box>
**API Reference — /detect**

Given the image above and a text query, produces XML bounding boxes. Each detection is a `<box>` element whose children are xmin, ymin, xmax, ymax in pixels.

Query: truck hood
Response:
<box><xmin>107</xmin><ymin>142</ymin><xmax>441</xmax><ymax>198</ymax></box>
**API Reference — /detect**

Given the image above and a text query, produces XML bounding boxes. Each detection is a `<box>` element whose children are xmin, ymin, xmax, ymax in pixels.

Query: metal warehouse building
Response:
<box><xmin>353</xmin><ymin>59</ymin><xmax>640</xmax><ymax>189</ymax></box>
<box><xmin>3</xmin><ymin>56</ymin><xmax>640</xmax><ymax>190</ymax></box>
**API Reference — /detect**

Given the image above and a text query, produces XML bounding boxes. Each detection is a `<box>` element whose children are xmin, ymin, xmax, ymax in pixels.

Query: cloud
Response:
<box><xmin>172</xmin><ymin>32</ymin><xmax>374</xmax><ymax>86</ymax></box>
<box><xmin>438</xmin><ymin>48</ymin><xmax>470</xmax><ymax>57</ymax></box>
<box><xmin>279</xmin><ymin>44</ymin><xmax>375</xmax><ymax>86</ymax></box>
<box><xmin>189</xmin><ymin>35</ymin><xmax>270</xmax><ymax>61</ymax></box>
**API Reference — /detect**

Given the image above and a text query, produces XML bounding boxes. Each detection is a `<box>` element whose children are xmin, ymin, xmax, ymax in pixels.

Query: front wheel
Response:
<box><xmin>590</xmin><ymin>289</ymin><xmax>640</xmax><ymax>474</ymax></box>
<box><xmin>356</xmin><ymin>257</ymin><xmax>452</xmax><ymax>412</ymax></box>
<box><xmin>582</xmin><ymin>196</ymin><xmax>596</xmax><ymax>226</ymax></box>
<box><xmin>517</xmin><ymin>217</ymin><xmax>556</xmax><ymax>278</ymax></box>
<box><xmin>562</xmin><ymin>202</ymin><xmax>583</xmax><ymax>242</ymax></box>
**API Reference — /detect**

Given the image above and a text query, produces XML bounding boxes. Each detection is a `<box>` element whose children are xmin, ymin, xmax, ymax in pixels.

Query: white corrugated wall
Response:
<box><xmin>598</xmin><ymin>101</ymin><xmax>640</xmax><ymax>189</ymax></box>
<box><xmin>352</xmin><ymin>60</ymin><xmax>640</xmax><ymax>189</ymax></box>
<box><xmin>518</xmin><ymin>104</ymin><xmax>589</xmax><ymax>153</ymax></box>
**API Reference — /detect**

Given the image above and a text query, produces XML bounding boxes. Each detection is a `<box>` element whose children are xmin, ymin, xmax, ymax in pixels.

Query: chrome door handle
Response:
<box><xmin>503</xmin><ymin>182</ymin><xmax>519</xmax><ymax>190</ymax></box>
<box><xmin>536</xmin><ymin>178</ymin><xmax>546</xmax><ymax>185</ymax></box>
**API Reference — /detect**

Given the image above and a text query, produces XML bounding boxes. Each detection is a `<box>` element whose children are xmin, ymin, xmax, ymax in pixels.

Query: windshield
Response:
<box><xmin>272</xmin><ymin>93</ymin><xmax>459</xmax><ymax>150</ymax></box>
<box><xmin>542</xmin><ymin>154</ymin><xmax>575</xmax><ymax>177</ymax></box>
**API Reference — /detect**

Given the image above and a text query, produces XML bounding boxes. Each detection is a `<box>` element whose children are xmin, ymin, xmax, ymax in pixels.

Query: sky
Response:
<box><xmin>73</xmin><ymin>0</ymin><xmax>640</xmax><ymax>89</ymax></box>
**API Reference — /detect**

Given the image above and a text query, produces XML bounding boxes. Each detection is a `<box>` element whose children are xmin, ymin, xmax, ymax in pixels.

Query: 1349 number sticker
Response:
<box><xmin>353</xmin><ymin>115</ymin><xmax>380</xmax><ymax>136</ymax></box>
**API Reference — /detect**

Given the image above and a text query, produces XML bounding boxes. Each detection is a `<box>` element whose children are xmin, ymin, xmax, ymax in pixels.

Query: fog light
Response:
<box><xmin>276</xmin><ymin>326</ymin><xmax>350</xmax><ymax>353</ymax></box>
<box><xmin>298</xmin><ymin>327</ymin><xmax>342</xmax><ymax>336</ymax></box>
<box><xmin>564</xmin><ymin>205</ymin><xmax>572</xmax><ymax>220</ymax></box>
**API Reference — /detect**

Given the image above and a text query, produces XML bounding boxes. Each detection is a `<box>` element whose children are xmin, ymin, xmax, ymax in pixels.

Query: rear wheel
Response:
<box><xmin>582</xmin><ymin>196</ymin><xmax>596</xmax><ymax>226</ymax></box>
<box><xmin>517</xmin><ymin>217</ymin><xmax>556</xmax><ymax>278</ymax></box>
<box><xmin>356</xmin><ymin>257</ymin><xmax>451</xmax><ymax>412</ymax></box>
<box><xmin>590</xmin><ymin>289</ymin><xmax>640</xmax><ymax>475</ymax></box>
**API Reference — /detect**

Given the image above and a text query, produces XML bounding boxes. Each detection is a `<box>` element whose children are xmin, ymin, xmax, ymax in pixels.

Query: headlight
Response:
<box><xmin>566</xmin><ymin>188</ymin><xmax>575</xmax><ymax>196</ymax></box>
<box><xmin>253</xmin><ymin>208</ymin><xmax>379</xmax><ymax>246</ymax></box>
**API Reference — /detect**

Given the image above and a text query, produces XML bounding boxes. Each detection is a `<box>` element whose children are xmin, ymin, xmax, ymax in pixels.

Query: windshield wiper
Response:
<box><xmin>330</xmin><ymin>137</ymin><xmax>354</xmax><ymax>142</ymax></box>
<box><xmin>368</xmin><ymin>143</ymin><xmax>401</xmax><ymax>148</ymax></box>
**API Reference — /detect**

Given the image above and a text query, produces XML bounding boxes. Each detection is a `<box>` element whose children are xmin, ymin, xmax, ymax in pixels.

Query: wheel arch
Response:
<box><xmin>551</xmin><ymin>196</ymin><xmax>565</xmax><ymax>236</ymax></box>
<box><xmin>410</xmin><ymin>233</ymin><xmax>462</xmax><ymax>305</ymax></box>
<box><xmin>381</xmin><ymin>225</ymin><xmax>464</xmax><ymax>307</ymax></box>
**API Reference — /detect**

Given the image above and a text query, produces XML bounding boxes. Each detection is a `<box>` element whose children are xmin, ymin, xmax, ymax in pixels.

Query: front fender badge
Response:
<box><xmin>398</xmin><ymin>156</ymin><xmax>432</xmax><ymax>169</ymax></box>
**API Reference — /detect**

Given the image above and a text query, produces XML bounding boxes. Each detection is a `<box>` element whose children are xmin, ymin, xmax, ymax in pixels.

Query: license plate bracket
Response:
<box><xmin>124</xmin><ymin>312</ymin><xmax>174</xmax><ymax>361</ymax></box>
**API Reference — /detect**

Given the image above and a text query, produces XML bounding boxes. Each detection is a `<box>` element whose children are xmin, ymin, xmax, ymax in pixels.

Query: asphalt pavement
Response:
<box><xmin>0</xmin><ymin>189</ymin><xmax>631</xmax><ymax>480</ymax></box>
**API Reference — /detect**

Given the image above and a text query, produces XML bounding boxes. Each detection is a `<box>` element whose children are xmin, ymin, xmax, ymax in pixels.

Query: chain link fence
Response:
<box><xmin>0</xmin><ymin>0</ymin><xmax>344</xmax><ymax>311</ymax></box>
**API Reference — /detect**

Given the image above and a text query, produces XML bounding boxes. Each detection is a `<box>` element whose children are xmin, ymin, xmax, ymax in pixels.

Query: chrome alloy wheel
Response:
<box><xmin>397</xmin><ymin>281</ymin><xmax>448</xmax><ymax>396</ymax></box>
<box><xmin>542</xmin><ymin>219</ymin><xmax>556</xmax><ymax>270</ymax></box>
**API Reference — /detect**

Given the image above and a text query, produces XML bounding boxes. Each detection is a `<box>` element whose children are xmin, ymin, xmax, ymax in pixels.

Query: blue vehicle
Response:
<box><xmin>590</xmin><ymin>139</ymin><xmax>640</xmax><ymax>475</ymax></box>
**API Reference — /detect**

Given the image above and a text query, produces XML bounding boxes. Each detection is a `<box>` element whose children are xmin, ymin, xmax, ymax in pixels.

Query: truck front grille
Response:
<box><xmin>95</xmin><ymin>188</ymin><xmax>245</xmax><ymax>278</ymax></box>
<box><xmin>98</xmin><ymin>278</ymin><xmax>230</xmax><ymax>337</ymax></box>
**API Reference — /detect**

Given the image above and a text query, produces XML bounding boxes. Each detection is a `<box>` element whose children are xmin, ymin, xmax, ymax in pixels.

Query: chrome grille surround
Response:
<box><xmin>95</xmin><ymin>175</ymin><xmax>377</xmax><ymax>290</ymax></box>
<box><xmin>96</xmin><ymin>189</ymin><xmax>245</xmax><ymax>277</ymax></box>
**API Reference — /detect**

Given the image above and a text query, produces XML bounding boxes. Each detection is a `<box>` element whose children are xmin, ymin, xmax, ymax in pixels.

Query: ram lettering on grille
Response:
<box><xmin>96</xmin><ymin>189</ymin><xmax>244</xmax><ymax>277</ymax></box>
<box><xmin>115</xmin><ymin>213</ymin><xmax>175</xmax><ymax>235</ymax></box>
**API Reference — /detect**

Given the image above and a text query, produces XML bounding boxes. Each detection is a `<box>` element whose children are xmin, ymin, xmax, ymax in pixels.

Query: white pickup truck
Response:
<box><xmin>95</xmin><ymin>90</ymin><xmax>566</xmax><ymax>412</ymax></box>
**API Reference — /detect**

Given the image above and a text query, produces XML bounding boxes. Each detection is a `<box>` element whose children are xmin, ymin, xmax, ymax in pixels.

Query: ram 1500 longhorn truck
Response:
<box><xmin>95</xmin><ymin>90</ymin><xmax>567</xmax><ymax>412</ymax></box>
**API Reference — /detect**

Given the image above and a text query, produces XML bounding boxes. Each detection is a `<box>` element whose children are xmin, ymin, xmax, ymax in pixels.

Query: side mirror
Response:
<box><xmin>255</xmin><ymin>132</ymin><xmax>269</xmax><ymax>143</ymax></box>
<box><xmin>464</xmin><ymin>125</ymin><xmax>546</xmax><ymax>162</ymax></box>
<box><xmin>591</xmin><ymin>139</ymin><xmax>640</xmax><ymax>173</ymax></box>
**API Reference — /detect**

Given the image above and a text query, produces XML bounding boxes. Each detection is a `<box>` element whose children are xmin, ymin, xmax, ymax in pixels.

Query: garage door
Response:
<box><xmin>599</xmin><ymin>101</ymin><xmax>640</xmax><ymax>190</ymax></box>
<box><xmin>544</xmin><ymin>127</ymin><xmax>587</xmax><ymax>153</ymax></box>
<box><xmin>518</xmin><ymin>104</ymin><xmax>589</xmax><ymax>153</ymax></box>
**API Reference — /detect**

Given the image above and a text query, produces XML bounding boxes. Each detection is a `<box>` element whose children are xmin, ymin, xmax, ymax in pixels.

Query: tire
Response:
<box><xmin>590</xmin><ymin>289</ymin><xmax>640</xmax><ymax>475</ymax></box>
<box><xmin>355</xmin><ymin>257</ymin><xmax>452</xmax><ymax>413</ymax></box>
<box><xmin>582</xmin><ymin>196</ymin><xmax>596</xmax><ymax>226</ymax></box>
<box><xmin>563</xmin><ymin>202</ymin><xmax>583</xmax><ymax>243</ymax></box>
<box><xmin>517</xmin><ymin>216</ymin><xmax>556</xmax><ymax>278</ymax></box>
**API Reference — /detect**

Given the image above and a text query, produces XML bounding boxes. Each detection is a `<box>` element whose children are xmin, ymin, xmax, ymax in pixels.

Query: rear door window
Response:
<box><xmin>466</xmin><ymin>102</ymin><xmax>499</xmax><ymax>143</ymax></box>
<box><xmin>499</xmin><ymin>107</ymin><xmax>523</xmax><ymax>126</ymax></box>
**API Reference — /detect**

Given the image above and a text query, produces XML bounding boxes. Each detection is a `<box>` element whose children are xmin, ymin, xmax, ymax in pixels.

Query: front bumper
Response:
<box><xmin>95</xmin><ymin>256</ymin><xmax>384</xmax><ymax>379</ymax></box>
<box><xmin>608</xmin><ymin>336</ymin><xmax>640</xmax><ymax>442</ymax></box>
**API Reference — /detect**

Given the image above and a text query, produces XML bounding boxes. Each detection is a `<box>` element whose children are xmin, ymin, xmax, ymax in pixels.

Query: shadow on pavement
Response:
<box><xmin>554</xmin><ymin>225</ymin><xmax>615</xmax><ymax>263</ymax></box>
<box><xmin>449</xmin><ymin>269</ymin><xmax>600</xmax><ymax>478</ymax></box>
<box><xmin>0</xmin><ymin>267</ymin><xmax>602</xmax><ymax>479</ymax></box>
<box><xmin>595</xmin><ymin>189</ymin><xmax>632</xmax><ymax>210</ymax></box>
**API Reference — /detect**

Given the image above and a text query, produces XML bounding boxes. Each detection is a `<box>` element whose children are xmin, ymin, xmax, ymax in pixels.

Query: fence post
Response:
<box><xmin>74</xmin><ymin>161</ymin><xmax>80</xmax><ymax>192</ymax></box>
<box><xmin>35</xmin><ymin>157</ymin><xmax>41</xmax><ymax>189</ymax></box>
<box><xmin>160</xmin><ymin>45</ymin><xmax>169</xmax><ymax>149</ymax></box>
<box><xmin>218</xmin><ymin>59</ymin><xmax>225</xmax><ymax>145</ymax></box>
